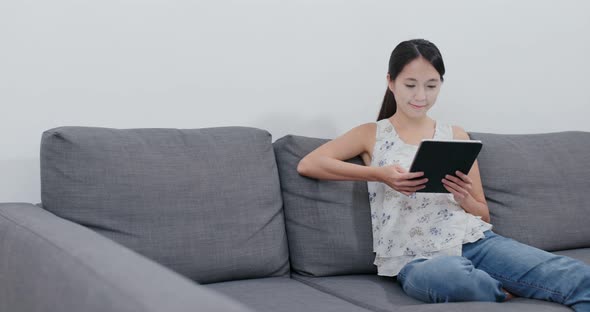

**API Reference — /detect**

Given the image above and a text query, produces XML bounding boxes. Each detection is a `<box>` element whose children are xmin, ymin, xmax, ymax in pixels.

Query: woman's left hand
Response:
<box><xmin>442</xmin><ymin>171</ymin><xmax>475</xmax><ymax>205</ymax></box>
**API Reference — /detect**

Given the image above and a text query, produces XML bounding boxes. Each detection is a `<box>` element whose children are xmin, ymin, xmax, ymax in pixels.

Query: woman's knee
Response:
<box><xmin>399</xmin><ymin>257</ymin><xmax>472</xmax><ymax>295</ymax></box>
<box><xmin>400</xmin><ymin>256</ymin><xmax>472</xmax><ymax>285</ymax></box>
<box><xmin>398</xmin><ymin>256</ymin><xmax>503</xmax><ymax>303</ymax></box>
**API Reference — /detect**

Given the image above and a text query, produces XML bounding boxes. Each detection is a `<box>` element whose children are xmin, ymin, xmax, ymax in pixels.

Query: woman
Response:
<box><xmin>297</xmin><ymin>39</ymin><xmax>590</xmax><ymax>310</ymax></box>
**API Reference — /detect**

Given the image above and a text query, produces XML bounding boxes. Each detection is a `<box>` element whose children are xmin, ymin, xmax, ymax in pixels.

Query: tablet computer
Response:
<box><xmin>409</xmin><ymin>139</ymin><xmax>483</xmax><ymax>193</ymax></box>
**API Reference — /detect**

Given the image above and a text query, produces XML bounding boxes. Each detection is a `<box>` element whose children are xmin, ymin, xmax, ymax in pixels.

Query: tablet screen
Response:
<box><xmin>409</xmin><ymin>139</ymin><xmax>483</xmax><ymax>193</ymax></box>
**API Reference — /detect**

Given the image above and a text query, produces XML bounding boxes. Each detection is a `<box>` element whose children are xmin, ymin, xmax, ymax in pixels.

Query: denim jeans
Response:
<box><xmin>396</xmin><ymin>230</ymin><xmax>590</xmax><ymax>311</ymax></box>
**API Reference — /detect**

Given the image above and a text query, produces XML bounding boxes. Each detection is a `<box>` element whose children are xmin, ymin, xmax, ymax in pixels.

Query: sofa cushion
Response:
<box><xmin>41</xmin><ymin>126</ymin><xmax>289</xmax><ymax>284</ymax></box>
<box><xmin>206</xmin><ymin>276</ymin><xmax>372</xmax><ymax>312</ymax></box>
<box><xmin>292</xmin><ymin>273</ymin><xmax>571</xmax><ymax>312</ymax></box>
<box><xmin>552</xmin><ymin>248</ymin><xmax>590</xmax><ymax>264</ymax></box>
<box><xmin>470</xmin><ymin>131</ymin><xmax>590</xmax><ymax>251</ymax></box>
<box><xmin>0</xmin><ymin>203</ymin><xmax>254</xmax><ymax>312</ymax></box>
<box><xmin>273</xmin><ymin>135</ymin><xmax>376</xmax><ymax>277</ymax></box>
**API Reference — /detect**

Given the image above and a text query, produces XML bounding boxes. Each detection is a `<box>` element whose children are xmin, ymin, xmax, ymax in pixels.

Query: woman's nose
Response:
<box><xmin>414</xmin><ymin>86</ymin><xmax>427</xmax><ymax>101</ymax></box>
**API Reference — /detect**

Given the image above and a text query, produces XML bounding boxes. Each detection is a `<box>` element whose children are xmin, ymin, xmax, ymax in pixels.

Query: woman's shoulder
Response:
<box><xmin>333</xmin><ymin>122</ymin><xmax>377</xmax><ymax>150</ymax></box>
<box><xmin>450</xmin><ymin>125</ymin><xmax>470</xmax><ymax>140</ymax></box>
<box><xmin>349</xmin><ymin>122</ymin><xmax>378</xmax><ymax>137</ymax></box>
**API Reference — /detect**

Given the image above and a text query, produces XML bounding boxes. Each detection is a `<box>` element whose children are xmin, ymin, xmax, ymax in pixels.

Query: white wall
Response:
<box><xmin>1</xmin><ymin>0</ymin><xmax>589</xmax><ymax>203</ymax></box>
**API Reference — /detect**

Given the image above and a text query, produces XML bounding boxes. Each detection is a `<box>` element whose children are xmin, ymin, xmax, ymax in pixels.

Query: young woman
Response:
<box><xmin>296</xmin><ymin>39</ymin><xmax>590</xmax><ymax>310</ymax></box>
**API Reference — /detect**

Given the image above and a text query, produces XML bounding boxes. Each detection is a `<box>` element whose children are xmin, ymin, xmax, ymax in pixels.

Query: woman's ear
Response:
<box><xmin>387</xmin><ymin>73</ymin><xmax>395</xmax><ymax>93</ymax></box>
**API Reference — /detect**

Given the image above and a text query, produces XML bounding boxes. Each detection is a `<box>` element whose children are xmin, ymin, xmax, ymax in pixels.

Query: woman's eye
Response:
<box><xmin>428</xmin><ymin>85</ymin><xmax>437</xmax><ymax>89</ymax></box>
<box><xmin>405</xmin><ymin>85</ymin><xmax>415</xmax><ymax>88</ymax></box>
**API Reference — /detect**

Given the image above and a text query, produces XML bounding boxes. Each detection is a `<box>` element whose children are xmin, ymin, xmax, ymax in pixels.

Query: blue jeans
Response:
<box><xmin>396</xmin><ymin>230</ymin><xmax>590</xmax><ymax>311</ymax></box>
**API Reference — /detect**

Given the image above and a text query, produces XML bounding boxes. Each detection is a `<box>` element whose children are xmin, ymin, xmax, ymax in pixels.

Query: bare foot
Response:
<box><xmin>502</xmin><ymin>288</ymin><xmax>515</xmax><ymax>301</ymax></box>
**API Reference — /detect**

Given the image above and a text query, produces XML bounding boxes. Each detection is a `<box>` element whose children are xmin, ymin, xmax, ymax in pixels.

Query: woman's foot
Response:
<box><xmin>502</xmin><ymin>288</ymin><xmax>515</xmax><ymax>301</ymax></box>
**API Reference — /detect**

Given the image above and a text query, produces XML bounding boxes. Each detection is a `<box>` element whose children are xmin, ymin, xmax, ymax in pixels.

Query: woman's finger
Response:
<box><xmin>445</xmin><ymin>174</ymin><xmax>472</xmax><ymax>190</ymax></box>
<box><xmin>455</xmin><ymin>171</ymin><xmax>473</xmax><ymax>184</ymax></box>
<box><xmin>394</xmin><ymin>183</ymin><xmax>428</xmax><ymax>196</ymax></box>
<box><xmin>405</xmin><ymin>185</ymin><xmax>426</xmax><ymax>192</ymax></box>
<box><xmin>388</xmin><ymin>183</ymin><xmax>411</xmax><ymax>194</ymax></box>
<box><xmin>398</xmin><ymin>178</ymin><xmax>428</xmax><ymax>187</ymax></box>
<box><xmin>455</xmin><ymin>170</ymin><xmax>473</xmax><ymax>183</ymax></box>
<box><xmin>444</xmin><ymin>174</ymin><xmax>465</xmax><ymax>186</ymax></box>
<box><xmin>396</xmin><ymin>183</ymin><xmax>426</xmax><ymax>194</ymax></box>
<box><xmin>443</xmin><ymin>178</ymin><xmax>469</xmax><ymax>197</ymax></box>
<box><xmin>401</xmin><ymin>171</ymin><xmax>425</xmax><ymax>180</ymax></box>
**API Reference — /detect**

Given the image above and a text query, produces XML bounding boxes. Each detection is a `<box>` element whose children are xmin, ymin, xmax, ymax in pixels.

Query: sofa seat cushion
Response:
<box><xmin>205</xmin><ymin>276</ymin><xmax>372</xmax><ymax>312</ymax></box>
<box><xmin>469</xmin><ymin>131</ymin><xmax>590</xmax><ymax>251</ymax></box>
<box><xmin>40</xmin><ymin>126</ymin><xmax>289</xmax><ymax>284</ymax></box>
<box><xmin>553</xmin><ymin>248</ymin><xmax>590</xmax><ymax>264</ymax></box>
<box><xmin>292</xmin><ymin>273</ymin><xmax>571</xmax><ymax>312</ymax></box>
<box><xmin>273</xmin><ymin>135</ymin><xmax>376</xmax><ymax>277</ymax></box>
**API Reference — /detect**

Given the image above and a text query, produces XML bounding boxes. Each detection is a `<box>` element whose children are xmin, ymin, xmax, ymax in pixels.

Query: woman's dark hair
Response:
<box><xmin>377</xmin><ymin>39</ymin><xmax>446</xmax><ymax>121</ymax></box>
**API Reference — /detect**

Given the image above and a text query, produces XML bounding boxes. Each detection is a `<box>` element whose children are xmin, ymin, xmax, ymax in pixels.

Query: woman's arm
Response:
<box><xmin>297</xmin><ymin>123</ymin><xmax>428</xmax><ymax>195</ymax></box>
<box><xmin>442</xmin><ymin>125</ymin><xmax>491</xmax><ymax>223</ymax></box>
<box><xmin>297</xmin><ymin>123</ymin><xmax>381</xmax><ymax>181</ymax></box>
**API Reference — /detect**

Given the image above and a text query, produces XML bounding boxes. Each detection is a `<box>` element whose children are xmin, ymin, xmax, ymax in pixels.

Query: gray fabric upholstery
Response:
<box><xmin>0</xmin><ymin>203</ymin><xmax>253</xmax><ymax>312</ymax></box>
<box><xmin>553</xmin><ymin>248</ymin><xmax>590</xmax><ymax>264</ymax></box>
<box><xmin>292</xmin><ymin>273</ymin><xmax>571</xmax><ymax>312</ymax></box>
<box><xmin>292</xmin><ymin>273</ymin><xmax>421</xmax><ymax>310</ymax></box>
<box><xmin>469</xmin><ymin>132</ymin><xmax>590</xmax><ymax>251</ymax></box>
<box><xmin>40</xmin><ymin>126</ymin><xmax>289</xmax><ymax>284</ymax></box>
<box><xmin>4</xmin><ymin>127</ymin><xmax>588</xmax><ymax>312</ymax></box>
<box><xmin>273</xmin><ymin>135</ymin><xmax>376</xmax><ymax>277</ymax></box>
<box><xmin>394</xmin><ymin>301</ymin><xmax>571</xmax><ymax>312</ymax></box>
<box><xmin>206</xmin><ymin>276</ymin><xmax>372</xmax><ymax>312</ymax></box>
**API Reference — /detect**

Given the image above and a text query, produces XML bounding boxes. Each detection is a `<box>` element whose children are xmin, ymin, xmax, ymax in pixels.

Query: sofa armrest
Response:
<box><xmin>0</xmin><ymin>203</ymin><xmax>253</xmax><ymax>312</ymax></box>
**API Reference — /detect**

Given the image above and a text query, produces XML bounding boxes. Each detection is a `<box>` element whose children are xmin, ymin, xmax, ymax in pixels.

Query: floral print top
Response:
<box><xmin>367</xmin><ymin>119</ymin><xmax>492</xmax><ymax>277</ymax></box>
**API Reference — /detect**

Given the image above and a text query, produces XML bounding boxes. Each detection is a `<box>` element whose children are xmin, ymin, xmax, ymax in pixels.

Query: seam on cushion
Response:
<box><xmin>271</xmin><ymin>147</ymin><xmax>293</xmax><ymax>276</ymax></box>
<box><xmin>0</xmin><ymin>207</ymin><xmax>156</xmax><ymax>312</ymax></box>
<box><xmin>290</xmin><ymin>275</ymin><xmax>398</xmax><ymax>312</ymax></box>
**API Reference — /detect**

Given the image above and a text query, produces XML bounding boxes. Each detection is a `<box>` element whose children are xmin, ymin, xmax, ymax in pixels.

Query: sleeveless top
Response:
<box><xmin>367</xmin><ymin>119</ymin><xmax>493</xmax><ymax>277</ymax></box>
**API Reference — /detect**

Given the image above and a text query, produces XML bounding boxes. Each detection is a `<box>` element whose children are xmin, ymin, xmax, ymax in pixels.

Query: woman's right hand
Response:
<box><xmin>377</xmin><ymin>165</ymin><xmax>428</xmax><ymax>196</ymax></box>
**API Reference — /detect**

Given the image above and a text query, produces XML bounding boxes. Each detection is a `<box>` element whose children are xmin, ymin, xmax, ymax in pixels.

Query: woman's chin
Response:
<box><xmin>403</xmin><ymin>109</ymin><xmax>429</xmax><ymax>119</ymax></box>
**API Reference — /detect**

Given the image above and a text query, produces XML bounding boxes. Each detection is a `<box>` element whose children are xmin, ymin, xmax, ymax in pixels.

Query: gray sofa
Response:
<box><xmin>1</xmin><ymin>126</ymin><xmax>588</xmax><ymax>312</ymax></box>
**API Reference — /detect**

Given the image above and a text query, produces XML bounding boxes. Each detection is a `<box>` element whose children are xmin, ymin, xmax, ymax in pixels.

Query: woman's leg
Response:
<box><xmin>463</xmin><ymin>230</ymin><xmax>590</xmax><ymax>311</ymax></box>
<box><xmin>396</xmin><ymin>255</ymin><xmax>508</xmax><ymax>303</ymax></box>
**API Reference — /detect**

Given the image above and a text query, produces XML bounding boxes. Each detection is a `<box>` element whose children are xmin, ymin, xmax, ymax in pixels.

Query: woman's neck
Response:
<box><xmin>390</xmin><ymin>113</ymin><xmax>434</xmax><ymax>131</ymax></box>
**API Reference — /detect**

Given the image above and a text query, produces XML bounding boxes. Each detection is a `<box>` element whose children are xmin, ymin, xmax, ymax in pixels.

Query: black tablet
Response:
<box><xmin>409</xmin><ymin>139</ymin><xmax>483</xmax><ymax>193</ymax></box>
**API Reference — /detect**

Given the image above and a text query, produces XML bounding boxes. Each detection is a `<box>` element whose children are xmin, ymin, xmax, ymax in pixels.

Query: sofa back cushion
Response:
<box><xmin>470</xmin><ymin>131</ymin><xmax>590</xmax><ymax>251</ymax></box>
<box><xmin>273</xmin><ymin>135</ymin><xmax>376</xmax><ymax>277</ymax></box>
<box><xmin>41</xmin><ymin>126</ymin><xmax>289</xmax><ymax>284</ymax></box>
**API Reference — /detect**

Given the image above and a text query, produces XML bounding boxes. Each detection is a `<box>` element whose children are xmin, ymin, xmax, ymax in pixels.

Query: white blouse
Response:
<box><xmin>367</xmin><ymin>119</ymin><xmax>492</xmax><ymax>277</ymax></box>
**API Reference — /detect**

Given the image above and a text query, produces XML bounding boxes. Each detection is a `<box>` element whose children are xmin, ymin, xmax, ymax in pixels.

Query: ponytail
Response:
<box><xmin>377</xmin><ymin>87</ymin><xmax>396</xmax><ymax>121</ymax></box>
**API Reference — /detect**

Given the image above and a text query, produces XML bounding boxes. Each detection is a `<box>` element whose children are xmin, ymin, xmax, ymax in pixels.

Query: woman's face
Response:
<box><xmin>388</xmin><ymin>57</ymin><xmax>442</xmax><ymax>119</ymax></box>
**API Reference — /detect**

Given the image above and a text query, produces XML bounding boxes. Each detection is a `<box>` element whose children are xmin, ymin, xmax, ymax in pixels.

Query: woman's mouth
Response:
<box><xmin>409</xmin><ymin>103</ymin><xmax>426</xmax><ymax>109</ymax></box>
